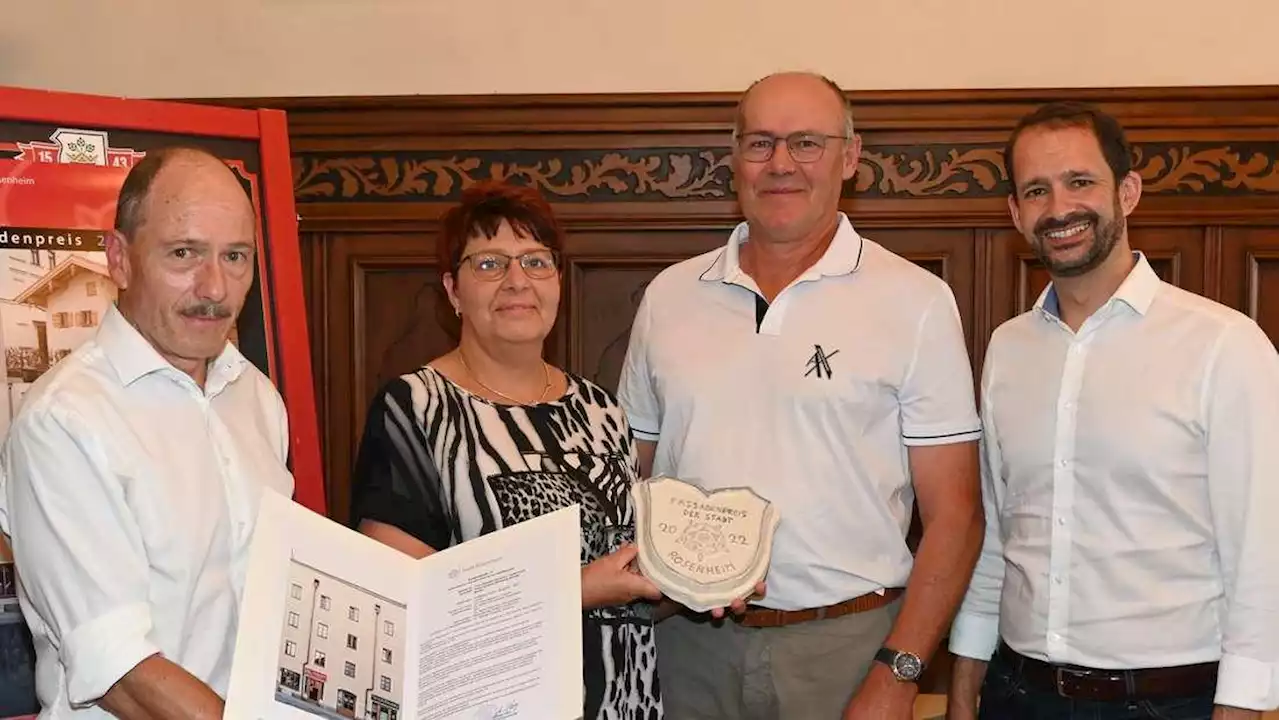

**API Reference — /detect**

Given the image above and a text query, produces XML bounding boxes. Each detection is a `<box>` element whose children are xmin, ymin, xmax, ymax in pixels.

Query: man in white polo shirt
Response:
<box><xmin>618</xmin><ymin>71</ymin><xmax>984</xmax><ymax>719</ymax></box>
<box><xmin>947</xmin><ymin>103</ymin><xmax>1277</xmax><ymax>719</ymax></box>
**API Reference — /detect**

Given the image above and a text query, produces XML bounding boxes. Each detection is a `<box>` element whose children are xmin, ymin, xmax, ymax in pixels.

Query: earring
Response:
<box><xmin>454</xmin><ymin>306</ymin><xmax>461</xmax><ymax>317</ymax></box>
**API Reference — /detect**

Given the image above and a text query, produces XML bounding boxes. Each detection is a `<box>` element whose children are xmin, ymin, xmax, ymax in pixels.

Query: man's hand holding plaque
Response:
<box><xmin>631</xmin><ymin>476</ymin><xmax>779</xmax><ymax>614</ymax></box>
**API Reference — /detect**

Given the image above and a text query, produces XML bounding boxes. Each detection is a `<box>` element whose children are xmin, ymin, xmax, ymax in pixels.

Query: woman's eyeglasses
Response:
<box><xmin>457</xmin><ymin>249</ymin><xmax>559</xmax><ymax>282</ymax></box>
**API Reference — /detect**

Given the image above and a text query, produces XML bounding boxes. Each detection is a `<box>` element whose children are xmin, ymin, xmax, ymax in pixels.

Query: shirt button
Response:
<box><xmin>1057</xmin><ymin>517</ymin><xmax>1066</xmax><ymax>526</ymax></box>
<box><xmin>1059</xmin><ymin>459</ymin><xmax>1068</xmax><ymax>467</ymax></box>
<box><xmin>1053</xmin><ymin>575</ymin><xmax>1063</xmax><ymax>585</ymax></box>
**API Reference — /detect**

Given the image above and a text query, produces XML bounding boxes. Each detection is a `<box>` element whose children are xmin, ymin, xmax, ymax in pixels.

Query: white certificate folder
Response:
<box><xmin>227</xmin><ymin>491</ymin><xmax>584</xmax><ymax>720</ymax></box>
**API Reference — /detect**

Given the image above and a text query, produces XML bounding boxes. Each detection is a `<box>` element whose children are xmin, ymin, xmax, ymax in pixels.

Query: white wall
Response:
<box><xmin>0</xmin><ymin>0</ymin><xmax>1275</xmax><ymax>99</ymax></box>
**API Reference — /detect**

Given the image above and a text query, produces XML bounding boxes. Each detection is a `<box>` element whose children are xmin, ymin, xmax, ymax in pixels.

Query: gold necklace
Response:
<box><xmin>457</xmin><ymin>350</ymin><xmax>552</xmax><ymax>405</ymax></box>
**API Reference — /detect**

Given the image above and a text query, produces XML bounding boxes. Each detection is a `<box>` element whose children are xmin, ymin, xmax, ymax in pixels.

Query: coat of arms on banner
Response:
<box><xmin>15</xmin><ymin>128</ymin><xmax>145</xmax><ymax>168</ymax></box>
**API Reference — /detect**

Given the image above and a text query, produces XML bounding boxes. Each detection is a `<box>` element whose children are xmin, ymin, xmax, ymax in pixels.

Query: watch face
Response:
<box><xmin>893</xmin><ymin>653</ymin><xmax>923</xmax><ymax>680</ymax></box>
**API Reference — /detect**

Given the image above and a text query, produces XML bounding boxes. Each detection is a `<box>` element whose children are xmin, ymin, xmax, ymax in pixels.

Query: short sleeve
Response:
<box><xmin>349</xmin><ymin>378</ymin><xmax>452</xmax><ymax>550</ymax></box>
<box><xmin>900</xmin><ymin>284</ymin><xmax>982</xmax><ymax>446</ymax></box>
<box><xmin>2</xmin><ymin>404</ymin><xmax>160</xmax><ymax>707</ymax></box>
<box><xmin>617</xmin><ymin>289</ymin><xmax>660</xmax><ymax>442</ymax></box>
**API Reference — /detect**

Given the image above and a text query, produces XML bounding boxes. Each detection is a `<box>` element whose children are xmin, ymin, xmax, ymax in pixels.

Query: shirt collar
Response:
<box><xmin>98</xmin><ymin>303</ymin><xmax>248</xmax><ymax>392</ymax></box>
<box><xmin>1035</xmin><ymin>251</ymin><xmax>1160</xmax><ymax>320</ymax></box>
<box><xmin>699</xmin><ymin>212</ymin><xmax>865</xmax><ymax>284</ymax></box>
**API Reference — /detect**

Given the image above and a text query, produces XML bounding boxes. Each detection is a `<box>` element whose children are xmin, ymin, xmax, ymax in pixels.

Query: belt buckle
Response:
<box><xmin>1053</xmin><ymin>667</ymin><xmax>1077</xmax><ymax>698</ymax></box>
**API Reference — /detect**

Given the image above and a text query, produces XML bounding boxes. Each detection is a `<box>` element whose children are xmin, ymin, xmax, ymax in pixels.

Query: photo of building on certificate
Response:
<box><xmin>275</xmin><ymin>557</ymin><xmax>408</xmax><ymax>720</ymax></box>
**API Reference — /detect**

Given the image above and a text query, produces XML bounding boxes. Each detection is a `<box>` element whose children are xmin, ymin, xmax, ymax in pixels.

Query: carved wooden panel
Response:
<box><xmin>289</xmin><ymin>141</ymin><xmax>1278</xmax><ymax>204</ymax></box>
<box><xmin>321</xmin><ymin>233</ymin><xmax>447</xmax><ymax>524</ymax></box>
<box><xmin>358</xmin><ymin>261</ymin><xmax>451</xmax><ymax>396</ymax></box>
<box><xmin>565</xmin><ymin>229</ymin><xmax>738</xmax><ymax>392</ymax></box>
<box><xmin>1221</xmin><ymin>226</ymin><xmax>1280</xmax><ymax>348</ymax></box>
<box><xmin>866</xmin><ymin>229</ymin><xmax>977</xmax><ymax>352</ymax></box>
<box><xmin>568</xmin><ymin>259</ymin><xmax>673</xmax><ymax>394</ymax></box>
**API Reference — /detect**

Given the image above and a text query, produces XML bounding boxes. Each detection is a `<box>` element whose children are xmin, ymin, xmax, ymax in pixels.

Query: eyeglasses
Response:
<box><xmin>735</xmin><ymin>131</ymin><xmax>850</xmax><ymax>163</ymax></box>
<box><xmin>457</xmin><ymin>249</ymin><xmax>559</xmax><ymax>282</ymax></box>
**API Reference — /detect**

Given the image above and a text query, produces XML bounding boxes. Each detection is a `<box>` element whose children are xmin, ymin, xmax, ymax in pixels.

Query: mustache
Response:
<box><xmin>180</xmin><ymin>302</ymin><xmax>233</xmax><ymax>320</ymax></box>
<box><xmin>1034</xmin><ymin>211</ymin><xmax>1098</xmax><ymax>237</ymax></box>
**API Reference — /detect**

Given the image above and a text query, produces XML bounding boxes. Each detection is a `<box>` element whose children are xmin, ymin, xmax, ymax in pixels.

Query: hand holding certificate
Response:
<box><xmin>226</xmin><ymin>493</ymin><xmax>584</xmax><ymax>720</ymax></box>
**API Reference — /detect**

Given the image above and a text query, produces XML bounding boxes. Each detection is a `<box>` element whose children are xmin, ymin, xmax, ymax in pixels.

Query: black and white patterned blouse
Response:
<box><xmin>350</xmin><ymin>366</ymin><xmax>662</xmax><ymax>720</ymax></box>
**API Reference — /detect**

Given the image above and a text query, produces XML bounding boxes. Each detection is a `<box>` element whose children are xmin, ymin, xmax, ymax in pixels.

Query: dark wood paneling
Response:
<box><xmin>871</xmin><ymin>229</ymin><xmax>977</xmax><ymax>353</ymax></box>
<box><xmin>322</xmin><ymin>233</ymin><xmax>452</xmax><ymax>524</ymax></box>
<box><xmin>563</xmin><ymin>231</ymin><xmax>728</xmax><ymax>392</ymax></box>
<box><xmin>1221</xmin><ymin>226</ymin><xmax>1280</xmax><ymax>348</ymax></box>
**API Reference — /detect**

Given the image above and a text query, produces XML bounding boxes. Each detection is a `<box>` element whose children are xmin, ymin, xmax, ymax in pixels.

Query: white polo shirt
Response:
<box><xmin>618</xmin><ymin>213</ymin><xmax>981</xmax><ymax>611</ymax></box>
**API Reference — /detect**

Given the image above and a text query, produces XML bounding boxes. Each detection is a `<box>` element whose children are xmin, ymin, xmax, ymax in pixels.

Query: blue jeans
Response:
<box><xmin>978</xmin><ymin>647</ymin><xmax>1216</xmax><ymax>720</ymax></box>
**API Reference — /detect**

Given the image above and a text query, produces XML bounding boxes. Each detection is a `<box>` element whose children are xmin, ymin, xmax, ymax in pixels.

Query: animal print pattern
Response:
<box><xmin>350</xmin><ymin>367</ymin><xmax>662</xmax><ymax>720</ymax></box>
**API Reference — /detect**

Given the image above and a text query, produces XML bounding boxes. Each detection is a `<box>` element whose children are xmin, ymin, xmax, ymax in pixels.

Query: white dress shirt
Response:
<box><xmin>950</xmin><ymin>253</ymin><xmax>1278</xmax><ymax>711</ymax></box>
<box><xmin>0</xmin><ymin>304</ymin><xmax>295</xmax><ymax>718</ymax></box>
<box><xmin>619</xmin><ymin>214</ymin><xmax>981</xmax><ymax>610</ymax></box>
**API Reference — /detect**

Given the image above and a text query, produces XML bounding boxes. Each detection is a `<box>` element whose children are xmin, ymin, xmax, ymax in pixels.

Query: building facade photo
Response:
<box><xmin>276</xmin><ymin>559</ymin><xmax>406</xmax><ymax>720</ymax></box>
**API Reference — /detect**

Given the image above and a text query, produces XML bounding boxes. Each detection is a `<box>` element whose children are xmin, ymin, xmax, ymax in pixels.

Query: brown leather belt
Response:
<box><xmin>998</xmin><ymin>642</ymin><xmax>1218</xmax><ymax>701</ymax></box>
<box><xmin>738</xmin><ymin>588</ymin><xmax>904</xmax><ymax>628</ymax></box>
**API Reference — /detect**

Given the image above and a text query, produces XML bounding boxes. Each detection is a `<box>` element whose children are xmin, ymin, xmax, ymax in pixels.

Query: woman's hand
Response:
<box><xmin>581</xmin><ymin>543</ymin><xmax>664</xmax><ymax>610</ymax></box>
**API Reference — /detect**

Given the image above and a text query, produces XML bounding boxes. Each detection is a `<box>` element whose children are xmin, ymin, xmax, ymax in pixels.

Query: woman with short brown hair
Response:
<box><xmin>349</xmin><ymin>181</ymin><xmax>665</xmax><ymax>718</ymax></box>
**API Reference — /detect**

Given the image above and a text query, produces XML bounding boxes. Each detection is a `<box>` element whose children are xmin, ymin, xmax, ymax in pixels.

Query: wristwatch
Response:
<box><xmin>874</xmin><ymin>647</ymin><xmax>925</xmax><ymax>682</ymax></box>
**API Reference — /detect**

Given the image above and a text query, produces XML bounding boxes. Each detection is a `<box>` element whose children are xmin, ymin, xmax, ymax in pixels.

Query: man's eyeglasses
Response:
<box><xmin>735</xmin><ymin>131</ymin><xmax>849</xmax><ymax>163</ymax></box>
<box><xmin>457</xmin><ymin>249</ymin><xmax>559</xmax><ymax>282</ymax></box>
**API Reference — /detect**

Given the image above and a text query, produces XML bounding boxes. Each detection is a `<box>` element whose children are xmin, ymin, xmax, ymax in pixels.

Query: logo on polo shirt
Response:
<box><xmin>804</xmin><ymin>344</ymin><xmax>839</xmax><ymax>379</ymax></box>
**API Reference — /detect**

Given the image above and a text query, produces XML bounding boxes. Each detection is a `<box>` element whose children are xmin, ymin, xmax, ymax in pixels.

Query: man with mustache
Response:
<box><xmin>0</xmin><ymin>147</ymin><xmax>295</xmax><ymax>719</ymax></box>
<box><xmin>947</xmin><ymin>102</ymin><xmax>1278</xmax><ymax>720</ymax></box>
<box><xmin>618</xmin><ymin>71</ymin><xmax>984</xmax><ymax>719</ymax></box>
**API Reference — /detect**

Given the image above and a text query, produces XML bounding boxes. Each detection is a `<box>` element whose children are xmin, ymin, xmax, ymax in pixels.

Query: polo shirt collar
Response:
<box><xmin>1034</xmin><ymin>251</ymin><xmax>1160</xmax><ymax>320</ymax></box>
<box><xmin>98</xmin><ymin>302</ymin><xmax>248</xmax><ymax>393</ymax></box>
<box><xmin>699</xmin><ymin>212</ymin><xmax>865</xmax><ymax>285</ymax></box>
